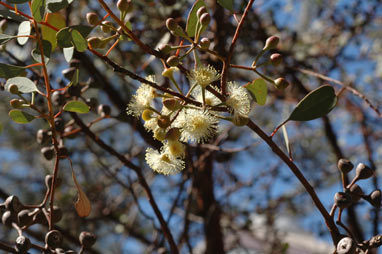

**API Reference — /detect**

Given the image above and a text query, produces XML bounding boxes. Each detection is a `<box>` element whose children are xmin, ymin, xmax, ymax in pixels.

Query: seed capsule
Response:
<box><xmin>166</xmin><ymin>56</ymin><xmax>180</xmax><ymax>67</ymax></box>
<box><xmin>5</xmin><ymin>195</ymin><xmax>23</xmax><ymax>213</ymax></box>
<box><xmin>337</xmin><ymin>237</ymin><xmax>356</xmax><ymax>254</ymax></box>
<box><xmin>79</xmin><ymin>231</ymin><xmax>96</xmax><ymax>248</ymax></box>
<box><xmin>338</xmin><ymin>159</ymin><xmax>354</xmax><ymax>174</ymax></box>
<box><xmin>274</xmin><ymin>78</ymin><xmax>289</xmax><ymax>90</ymax></box>
<box><xmin>52</xmin><ymin>91</ymin><xmax>65</xmax><ymax>106</ymax></box>
<box><xmin>41</xmin><ymin>146</ymin><xmax>55</xmax><ymax>161</ymax></box>
<box><xmin>8</xmin><ymin>84</ymin><xmax>19</xmax><ymax>94</ymax></box>
<box><xmin>62</xmin><ymin>67</ymin><xmax>76</xmax><ymax>81</ymax></box>
<box><xmin>45</xmin><ymin>230</ymin><xmax>63</xmax><ymax>249</ymax></box>
<box><xmin>86</xmin><ymin>13</ymin><xmax>99</xmax><ymax>26</ymax></box>
<box><xmin>334</xmin><ymin>192</ymin><xmax>352</xmax><ymax>209</ymax></box>
<box><xmin>270</xmin><ymin>53</ymin><xmax>282</xmax><ymax>66</ymax></box>
<box><xmin>17</xmin><ymin>209</ymin><xmax>33</xmax><ymax>227</ymax></box>
<box><xmin>15</xmin><ymin>236</ymin><xmax>31</xmax><ymax>253</ymax></box>
<box><xmin>355</xmin><ymin>163</ymin><xmax>374</xmax><ymax>180</ymax></box>
<box><xmin>1</xmin><ymin>211</ymin><xmax>14</xmax><ymax>227</ymax></box>
<box><xmin>346</xmin><ymin>184</ymin><xmax>363</xmax><ymax>203</ymax></box>
<box><xmin>157</xmin><ymin>115</ymin><xmax>170</xmax><ymax>128</ymax></box>
<box><xmin>200</xmin><ymin>37</ymin><xmax>210</xmax><ymax>49</ymax></box>
<box><xmin>54</xmin><ymin>118</ymin><xmax>65</xmax><ymax>132</ymax></box>
<box><xmin>366</xmin><ymin>189</ymin><xmax>381</xmax><ymax>208</ymax></box>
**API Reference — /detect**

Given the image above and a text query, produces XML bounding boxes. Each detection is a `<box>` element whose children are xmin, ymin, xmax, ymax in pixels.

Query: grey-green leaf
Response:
<box><xmin>31</xmin><ymin>0</ymin><xmax>46</xmax><ymax>22</ymax></box>
<box><xmin>63</xmin><ymin>46</ymin><xmax>74</xmax><ymax>62</ymax></box>
<box><xmin>9</xmin><ymin>109</ymin><xmax>35</xmax><ymax>124</ymax></box>
<box><xmin>17</xmin><ymin>21</ymin><xmax>31</xmax><ymax>45</ymax></box>
<box><xmin>31</xmin><ymin>40</ymin><xmax>52</xmax><ymax>63</ymax></box>
<box><xmin>5</xmin><ymin>77</ymin><xmax>39</xmax><ymax>93</ymax></box>
<box><xmin>186</xmin><ymin>0</ymin><xmax>206</xmax><ymax>37</ymax></box>
<box><xmin>0</xmin><ymin>10</ymin><xmax>28</xmax><ymax>22</ymax></box>
<box><xmin>0</xmin><ymin>63</ymin><xmax>26</xmax><ymax>78</ymax></box>
<box><xmin>0</xmin><ymin>34</ymin><xmax>17</xmax><ymax>45</ymax></box>
<box><xmin>70</xmin><ymin>25</ymin><xmax>93</xmax><ymax>38</ymax></box>
<box><xmin>63</xmin><ymin>101</ymin><xmax>89</xmax><ymax>114</ymax></box>
<box><xmin>288</xmin><ymin>85</ymin><xmax>337</xmax><ymax>121</ymax></box>
<box><xmin>71</xmin><ymin>29</ymin><xmax>87</xmax><ymax>52</ymax></box>
<box><xmin>217</xmin><ymin>0</ymin><xmax>234</xmax><ymax>11</ymax></box>
<box><xmin>46</xmin><ymin>0</ymin><xmax>69</xmax><ymax>12</ymax></box>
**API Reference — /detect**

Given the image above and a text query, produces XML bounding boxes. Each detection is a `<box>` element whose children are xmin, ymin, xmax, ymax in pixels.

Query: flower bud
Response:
<box><xmin>355</xmin><ymin>163</ymin><xmax>374</xmax><ymax>180</ymax></box>
<box><xmin>86</xmin><ymin>12</ymin><xmax>99</xmax><ymax>26</ymax></box>
<box><xmin>163</xmin><ymin>98</ymin><xmax>181</xmax><ymax>111</ymax></box>
<box><xmin>338</xmin><ymin>158</ymin><xmax>354</xmax><ymax>174</ymax></box>
<box><xmin>15</xmin><ymin>236</ymin><xmax>31</xmax><ymax>253</ymax></box>
<box><xmin>62</xmin><ymin>67</ymin><xmax>76</xmax><ymax>80</ymax></box>
<box><xmin>52</xmin><ymin>91</ymin><xmax>65</xmax><ymax>106</ymax></box>
<box><xmin>18</xmin><ymin>209</ymin><xmax>33</xmax><ymax>226</ymax></box>
<box><xmin>270</xmin><ymin>53</ymin><xmax>282</xmax><ymax>66</ymax></box>
<box><xmin>101</xmin><ymin>21</ymin><xmax>113</xmax><ymax>33</ymax></box>
<box><xmin>117</xmin><ymin>0</ymin><xmax>132</xmax><ymax>13</ymax></box>
<box><xmin>157</xmin><ymin>115</ymin><xmax>170</xmax><ymax>128</ymax></box>
<box><xmin>8</xmin><ymin>84</ymin><xmax>19</xmax><ymax>94</ymax></box>
<box><xmin>1</xmin><ymin>211</ymin><xmax>14</xmax><ymax>227</ymax></box>
<box><xmin>337</xmin><ymin>237</ymin><xmax>356</xmax><ymax>254</ymax></box>
<box><xmin>200</xmin><ymin>37</ymin><xmax>210</xmax><ymax>49</ymax></box>
<box><xmin>141</xmin><ymin>109</ymin><xmax>154</xmax><ymax>121</ymax></box>
<box><xmin>10</xmin><ymin>99</ymin><xmax>23</xmax><ymax>109</ymax></box>
<box><xmin>346</xmin><ymin>184</ymin><xmax>363</xmax><ymax>203</ymax></box>
<box><xmin>334</xmin><ymin>192</ymin><xmax>352</xmax><ymax>209</ymax></box>
<box><xmin>5</xmin><ymin>195</ymin><xmax>23</xmax><ymax>213</ymax></box>
<box><xmin>79</xmin><ymin>231</ymin><xmax>97</xmax><ymax>249</ymax></box>
<box><xmin>41</xmin><ymin>146</ymin><xmax>55</xmax><ymax>161</ymax></box>
<box><xmin>87</xmin><ymin>37</ymin><xmax>103</xmax><ymax>49</ymax></box>
<box><xmin>153</xmin><ymin>128</ymin><xmax>166</xmax><ymax>141</ymax></box>
<box><xmin>162</xmin><ymin>67</ymin><xmax>179</xmax><ymax>78</ymax></box>
<box><xmin>0</xmin><ymin>19</ymin><xmax>8</xmax><ymax>33</ymax></box>
<box><xmin>166</xmin><ymin>55</ymin><xmax>180</xmax><ymax>67</ymax></box>
<box><xmin>274</xmin><ymin>77</ymin><xmax>289</xmax><ymax>90</ymax></box>
<box><xmin>166</xmin><ymin>18</ymin><xmax>178</xmax><ymax>32</ymax></box>
<box><xmin>366</xmin><ymin>189</ymin><xmax>381</xmax><ymax>208</ymax></box>
<box><xmin>45</xmin><ymin>230</ymin><xmax>63</xmax><ymax>249</ymax></box>
<box><xmin>263</xmin><ymin>36</ymin><xmax>279</xmax><ymax>50</ymax></box>
<box><xmin>165</xmin><ymin>128</ymin><xmax>181</xmax><ymax>141</ymax></box>
<box><xmin>158</xmin><ymin>44</ymin><xmax>173</xmax><ymax>56</ymax></box>
<box><xmin>196</xmin><ymin>7</ymin><xmax>207</xmax><ymax>19</ymax></box>
<box><xmin>199</xmin><ymin>13</ymin><xmax>211</xmax><ymax>27</ymax></box>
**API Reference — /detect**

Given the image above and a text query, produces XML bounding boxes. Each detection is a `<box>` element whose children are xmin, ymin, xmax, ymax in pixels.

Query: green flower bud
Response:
<box><xmin>233</xmin><ymin>114</ymin><xmax>249</xmax><ymax>126</ymax></box>
<box><xmin>199</xmin><ymin>13</ymin><xmax>211</xmax><ymax>27</ymax></box>
<box><xmin>263</xmin><ymin>36</ymin><xmax>279</xmax><ymax>50</ymax></box>
<box><xmin>163</xmin><ymin>98</ymin><xmax>182</xmax><ymax>111</ymax></box>
<box><xmin>117</xmin><ymin>0</ymin><xmax>133</xmax><ymax>13</ymax></box>
<box><xmin>87</xmin><ymin>37</ymin><xmax>103</xmax><ymax>49</ymax></box>
<box><xmin>153</xmin><ymin>128</ymin><xmax>166</xmax><ymax>141</ymax></box>
<box><xmin>166</xmin><ymin>55</ymin><xmax>180</xmax><ymax>67</ymax></box>
<box><xmin>158</xmin><ymin>44</ymin><xmax>173</xmax><ymax>56</ymax></box>
<box><xmin>200</xmin><ymin>37</ymin><xmax>210</xmax><ymax>49</ymax></box>
<box><xmin>86</xmin><ymin>12</ymin><xmax>99</xmax><ymax>26</ymax></box>
<box><xmin>270</xmin><ymin>53</ymin><xmax>282</xmax><ymax>66</ymax></box>
<box><xmin>196</xmin><ymin>7</ymin><xmax>207</xmax><ymax>20</ymax></box>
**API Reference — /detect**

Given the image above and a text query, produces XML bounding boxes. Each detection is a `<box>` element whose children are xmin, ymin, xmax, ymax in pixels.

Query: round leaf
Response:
<box><xmin>17</xmin><ymin>21</ymin><xmax>31</xmax><ymax>45</ymax></box>
<box><xmin>288</xmin><ymin>85</ymin><xmax>337</xmax><ymax>121</ymax></box>
<box><xmin>56</xmin><ymin>27</ymin><xmax>72</xmax><ymax>48</ymax></box>
<box><xmin>63</xmin><ymin>101</ymin><xmax>90</xmax><ymax>114</ymax></box>
<box><xmin>244</xmin><ymin>78</ymin><xmax>268</xmax><ymax>105</ymax></box>
<box><xmin>9</xmin><ymin>109</ymin><xmax>35</xmax><ymax>124</ymax></box>
<box><xmin>46</xmin><ymin>0</ymin><xmax>69</xmax><ymax>13</ymax></box>
<box><xmin>41</xmin><ymin>13</ymin><xmax>66</xmax><ymax>50</ymax></box>
<box><xmin>31</xmin><ymin>0</ymin><xmax>46</xmax><ymax>22</ymax></box>
<box><xmin>63</xmin><ymin>46</ymin><xmax>74</xmax><ymax>63</ymax></box>
<box><xmin>5</xmin><ymin>77</ymin><xmax>40</xmax><ymax>93</ymax></box>
<box><xmin>71</xmin><ymin>29</ymin><xmax>87</xmax><ymax>52</ymax></box>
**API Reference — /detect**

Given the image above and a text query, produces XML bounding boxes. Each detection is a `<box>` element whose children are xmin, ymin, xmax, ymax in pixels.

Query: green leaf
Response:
<box><xmin>6</xmin><ymin>0</ymin><xmax>30</xmax><ymax>3</ymax></box>
<box><xmin>63</xmin><ymin>101</ymin><xmax>89</xmax><ymax>114</ymax></box>
<box><xmin>288</xmin><ymin>85</ymin><xmax>337</xmax><ymax>121</ymax></box>
<box><xmin>217</xmin><ymin>0</ymin><xmax>234</xmax><ymax>11</ymax></box>
<box><xmin>244</xmin><ymin>78</ymin><xmax>268</xmax><ymax>105</ymax></box>
<box><xmin>9</xmin><ymin>109</ymin><xmax>35</xmax><ymax>124</ymax></box>
<box><xmin>0</xmin><ymin>34</ymin><xmax>17</xmax><ymax>45</ymax></box>
<box><xmin>0</xmin><ymin>63</ymin><xmax>26</xmax><ymax>79</ymax></box>
<box><xmin>71</xmin><ymin>29</ymin><xmax>87</xmax><ymax>52</ymax></box>
<box><xmin>0</xmin><ymin>10</ymin><xmax>28</xmax><ymax>22</ymax></box>
<box><xmin>5</xmin><ymin>77</ymin><xmax>40</xmax><ymax>93</ymax></box>
<box><xmin>17</xmin><ymin>21</ymin><xmax>31</xmax><ymax>45</ymax></box>
<box><xmin>186</xmin><ymin>0</ymin><xmax>206</xmax><ymax>37</ymax></box>
<box><xmin>31</xmin><ymin>0</ymin><xmax>46</xmax><ymax>22</ymax></box>
<box><xmin>70</xmin><ymin>68</ymin><xmax>79</xmax><ymax>86</ymax></box>
<box><xmin>63</xmin><ymin>46</ymin><xmax>74</xmax><ymax>62</ymax></box>
<box><xmin>70</xmin><ymin>25</ymin><xmax>93</xmax><ymax>38</ymax></box>
<box><xmin>46</xmin><ymin>0</ymin><xmax>69</xmax><ymax>12</ymax></box>
<box><xmin>41</xmin><ymin>12</ymin><xmax>66</xmax><ymax>50</ymax></box>
<box><xmin>31</xmin><ymin>40</ymin><xmax>52</xmax><ymax>63</ymax></box>
<box><xmin>56</xmin><ymin>27</ymin><xmax>72</xmax><ymax>48</ymax></box>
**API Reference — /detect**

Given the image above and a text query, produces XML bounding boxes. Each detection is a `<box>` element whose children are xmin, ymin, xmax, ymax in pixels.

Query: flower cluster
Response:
<box><xmin>126</xmin><ymin>65</ymin><xmax>251</xmax><ymax>175</ymax></box>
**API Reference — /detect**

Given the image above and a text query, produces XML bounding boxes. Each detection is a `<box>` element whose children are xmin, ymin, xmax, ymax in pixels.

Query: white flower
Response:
<box><xmin>163</xmin><ymin>140</ymin><xmax>185</xmax><ymax>158</ymax></box>
<box><xmin>126</xmin><ymin>75</ymin><xmax>157</xmax><ymax>117</ymax></box>
<box><xmin>188</xmin><ymin>65</ymin><xmax>220</xmax><ymax>88</ymax></box>
<box><xmin>145</xmin><ymin>148</ymin><xmax>185</xmax><ymax>175</ymax></box>
<box><xmin>175</xmin><ymin>108</ymin><xmax>219</xmax><ymax>143</ymax></box>
<box><xmin>191</xmin><ymin>86</ymin><xmax>220</xmax><ymax>107</ymax></box>
<box><xmin>225</xmin><ymin>81</ymin><xmax>251</xmax><ymax>117</ymax></box>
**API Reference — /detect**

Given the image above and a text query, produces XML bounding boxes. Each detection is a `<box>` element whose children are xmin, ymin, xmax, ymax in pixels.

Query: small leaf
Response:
<box><xmin>31</xmin><ymin>40</ymin><xmax>52</xmax><ymax>63</ymax></box>
<box><xmin>41</xmin><ymin>13</ymin><xmax>66</xmax><ymax>50</ymax></box>
<box><xmin>244</xmin><ymin>78</ymin><xmax>268</xmax><ymax>105</ymax></box>
<box><xmin>46</xmin><ymin>0</ymin><xmax>69</xmax><ymax>12</ymax></box>
<box><xmin>0</xmin><ymin>34</ymin><xmax>17</xmax><ymax>45</ymax></box>
<box><xmin>186</xmin><ymin>0</ymin><xmax>207</xmax><ymax>37</ymax></box>
<box><xmin>63</xmin><ymin>46</ymin><xmax>74</xmax><ymax>62</ymax></box>
<box><xmin>72</xmin><ymin>170</ymin><xmax>91</xmax><ymax>217</ymax></box>
<box><xmin>217</xmin><ymin>0</ymin><xmax>234</xmax><ymax>11</ymax></box>
<box><xmin>5</xmin><ymin>77</ymin><xmax>40</xmax><ymax>93</ymax></box>
<box><xmin>71</xmin><ymin>29</ymin><xmax>87</xmax><ymax>52</ymax></box>
<box><xmin>288</xmin><ymin>85</ymin><xmax>337</xmax><ymax>121</ymax></box>
<box><xmin>56</xmin><ymin>27</ymin><xmax>72</xmax><ymax>48</ymax></box>
<box><xmin>17</xmin><ymin>21</ymin><xmax>31</xmax><ymax>45</ymax></box>
<box><xmin>0</xmin><ymin>10</ymin><xmax>28</xmax><ymax>22</ymax></box>
<box><xmin>6</xmin><ymin>0</ymin><xmax>30</xmax><ymax>3</ymax></box>
<box><xmin>31</xmin><ymin>0</ymin><xmax>46</xmax><ymax>22</ymax></box>
<box><xmin>63</xmin><ymin>101</ymin><xmax>89</xmax><ymax>114</ymax></box>
<box><xmin>9</xmin><ymin>109</ymin><xmax>35</xmax><ymax>124</ymax></box>
<box><xmin>0</xmin><ymin>63</ymin><xmax>26</xmax><ymax>79</ymax></box>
